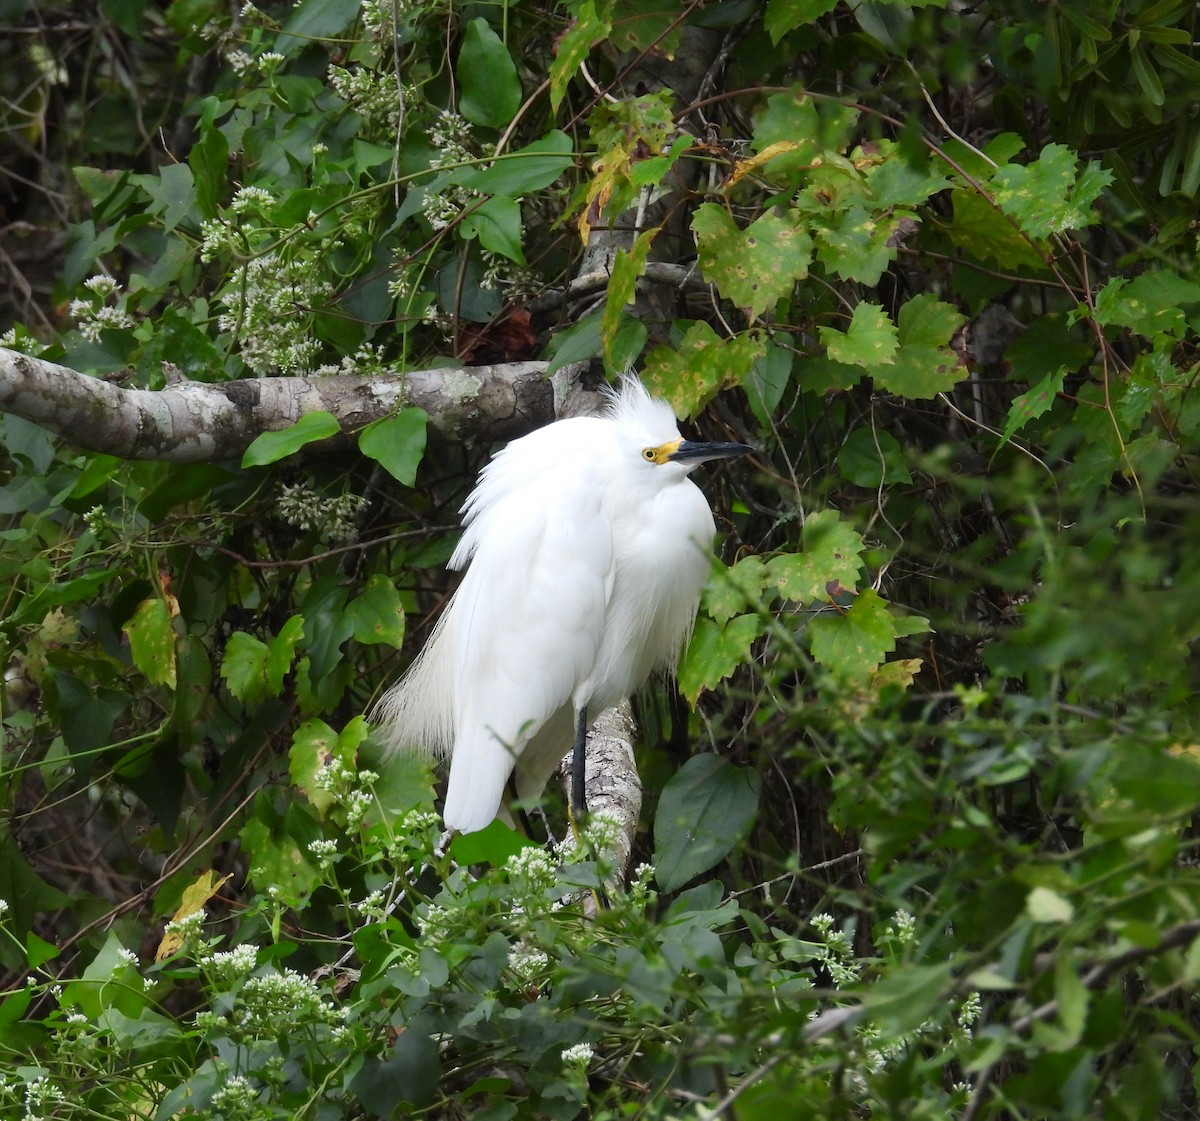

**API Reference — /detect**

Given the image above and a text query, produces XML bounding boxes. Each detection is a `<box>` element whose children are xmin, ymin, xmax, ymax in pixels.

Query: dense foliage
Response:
<box><xmin>3</xmin><ymin>0</ymin><xmax>1200</xmax><ymax>1117</ymax></box>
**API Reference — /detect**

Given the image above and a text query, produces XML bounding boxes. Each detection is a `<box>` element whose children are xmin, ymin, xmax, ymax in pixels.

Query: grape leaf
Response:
<box><xmin>870</xmin><ymin>294</ymin><xmax>967</xmax><ymax>398</ymax></box>
<box><xmin>693</xmin><ymin>204</ymin><xmax>813</xmax><ymax>318</ymax></box>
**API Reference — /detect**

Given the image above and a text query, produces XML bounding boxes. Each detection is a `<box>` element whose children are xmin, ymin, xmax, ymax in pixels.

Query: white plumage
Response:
<box><xmin>371</xmin><ymin>377</ymin><xmax>749</xmax><ymax>833</ymax></box>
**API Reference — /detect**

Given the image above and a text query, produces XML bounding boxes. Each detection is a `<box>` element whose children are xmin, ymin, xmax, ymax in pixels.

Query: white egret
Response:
<box><xmin>371</xmin><ymin>376</ymin><xmax>750</xmax><ymax>833</ymax></box>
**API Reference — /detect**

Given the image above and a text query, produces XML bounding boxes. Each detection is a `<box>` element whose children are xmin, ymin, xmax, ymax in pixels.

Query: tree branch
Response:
<box><xmin>0</xmin><ymin>347</ymin><xmax>552</xmax><ymax>462</ymax></box>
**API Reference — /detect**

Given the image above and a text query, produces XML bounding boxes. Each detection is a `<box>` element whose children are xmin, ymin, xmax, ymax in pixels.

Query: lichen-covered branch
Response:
<box><xmin>0</xmin><ymin>347</ymin><xmax>552</xmax><ymax>462</ymax></box>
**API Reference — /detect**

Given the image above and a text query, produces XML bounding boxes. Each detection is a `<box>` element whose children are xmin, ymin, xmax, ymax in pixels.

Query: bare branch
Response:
<box><xmin>0</xmin><ymin>347</ymin><xmax>552</xmax><ymax>462</ymax></box>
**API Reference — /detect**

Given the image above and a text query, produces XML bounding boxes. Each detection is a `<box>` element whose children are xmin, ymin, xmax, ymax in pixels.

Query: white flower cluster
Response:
<box><xmin>480</xmin><ymin>248</ymin><xmax>537</xmax><ymax>294</ymax></box>
<box><xmin>418</xmin><ymin>110</ymin><xmax>484</xmax><ymax>233</ymax></box>
<box><xmin>328</xmin><ymin>65</ymin><xmax>402</xmax><ymax>129</ymax></box>
<box><xmin>628</xmin><ymin>861</ymin><xmax>656</xmax><ymax>904</ymax></box>
<box><xmin>68</xmin><ymin>275</ymin><xmax>135</xmax><ymax>342</ymax></box>
<box><xmin>22</xmin><ymin>1073</ymin><xmax>66</xmax><ymax>1119</ymax></box>
<box><xmin>237</xmin><ymin>968</ymin><xmax>342</xmax><ymax>1036</ymax></box>
<box><xmin>416</xmin><ymin>902</ymin><xmax>455</xmax><ymax>949</ymax></box>
<box><xmin>230</xmin><ymin>185</ymin><xmax>275</xmax><ymax>214</ymax></box>
<box><xmin>198</xmin><ymin>217</ymin><xmax>236</xmax><ymax>263</ymax></box>
<box><xmin>810</xmin><ymin>912</ymin><xmax>858</xmax><ymax>985</ymax></box>
<box><xmin>387</xmin><ymin>267</ymin><xmax>416</xmax><ymax>303</ymax></box>
<box><xmin>277</xmin><ymin>483</ymin><xmax>368</xmax><ymax>543</ymax></box>
<box><xmin>382</xmin><ymin>807</ymin><xmax>441</xmax><ymax>863</ymax></box>
<box><xmin>504</xmin><ymin>846</ymin><xmax>558</xmax><ymax>893</ymax></box>
<box><xmin>506</xmin><ymin>940</ymin><xmax>549</xmax><ymax>983</ymax></box>
<box><xmin>311</xmin><ymin>760</ymin><xmax>377</xmax><ymax>827</ymax></box>
<box><xmin>215</xmin><ymin>253</ymin><xmax>332</xmax><ymax>373</ymax></box>
<box><xmin>308</xmin><ymin>838</ymin><xmax>339</xmax><ymax>870</ymax></box>
<box><xmin>360</xmin><ymin>0</ymin><xmax>413</xmax><ymax>39</ymax></box>
<box><xmin>164</xmin><ymin>908</ymin><xmax>208</xmax><ymax>953</ymax></box>
<box><xmin>0</xmin><ymin>327</ymin><xmax>45</xmax><ymax>354</ymax></box>
<box><xmin>561</xmin><ymin>1042</ymin><xmax>594</xmax><ymax>1069</ymax></box>
<box><xmin>429</xmin><ymin>109</ymin><xmax>473</xmax><ymax>158</ymax></box>
<box><xmin>257</xmin><ymin>51</ymin><xmax>285</xmax><ymax>76</ymax></box>
<box><xmin>883</xmin><ymin>908</ymin><xmax>917</xmax><ymax>946</ymax></box>
<box><xmin>357</xmin><ymin>889</ymin><xmax>388</xmax><ymax>920</ymax></box>
<box><xmin>421</xmin><ymin>192</ymin><xmax>462</xmax><ymax>232</ymax></box>
<box><xmin>82</xmin><ymin>505</ymin><xmax>109</xmax><ymax>534</ymax></box>
<box><xmin>205</xmin><ymin>943</ymin><xmax>259</xmax><ymax>983</ymax></box>
<box><xmin>225</xmin><ymin>49</ymin><xmax>256</xmax><ymax>76</ymax></box>
<box><xmin>210</xmin><ymin>1073</ymin><xmax>259</xmax><ymax>1113</ymax></box>
<box><xmin>311</xmin><ymin>341</ymin><xmax>394</xmax><ymax>378</ymax></box>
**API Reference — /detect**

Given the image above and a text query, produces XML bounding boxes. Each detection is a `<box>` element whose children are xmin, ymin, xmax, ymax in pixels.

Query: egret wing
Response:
<box><xmin>441</xmin><ymin>479</ymin><xmax>615</xmax><ymax>832</ymax></box>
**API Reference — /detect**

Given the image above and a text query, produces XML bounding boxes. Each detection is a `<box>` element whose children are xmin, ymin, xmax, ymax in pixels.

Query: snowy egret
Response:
<box><xmin>371</xmin><ymin>376</ymin><xmax>750</xmax><ymax>833</ymax></box>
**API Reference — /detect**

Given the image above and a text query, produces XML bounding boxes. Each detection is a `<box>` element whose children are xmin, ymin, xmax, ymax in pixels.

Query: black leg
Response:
<box><xmin>571</xmin><ymin>704</ymin><xmax>588</xmax><ymax>823</ymax></box>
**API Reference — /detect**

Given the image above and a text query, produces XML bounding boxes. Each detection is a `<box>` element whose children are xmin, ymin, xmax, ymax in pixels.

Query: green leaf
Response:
<box><xmin>351</xmin><ymin>1027</ymin><xmax>441</xmax><ymax>1113</ymax></box>
<box><xmin>289</xmin><ymin>717</ymin><xmax>361</xmax><ymax>818</ymax></box>
<box><xmin>275</xmin><ymin>0</ymin><xmax>361</xmax><ymax>54</ymax></box>
<box><xmin>837</xmin><ymin>428</ymin><xmax>912</xmax><ymax>487</ymax></box>
<box><xmin>852</xmin><ymin>0</ymin><xmax>913</xmax><ymax>52</ymax></box>
<box><xmin>870</xmin><ymin>294</ymin><xmax>967</xmax><ymax>398</ymax></box>
<box><xmin>458</xmin><ymin>18</ymin><xmax>522</xmax><ymax>128</ymax></box>
<box><xmin>50</xmin><ymin>671</ymin><xmax>129</xmax><ymax>764</ymax></box>
<box><xmin>653</xmin><ymin>755</ymin><xmax>760</xmax><ymax>892</ymax></box>
<box><xmin>1130</xmin><ymin>44</ymin><xmax>1165</xmax><ymax>106</ymax></box>
<box><xmin>101</xmin><ymin>0</ymin><xmax>147</xmax><ymax>36</ymax></box>
<box><xmin>450</xmin><ymin>819</ymin><xmax>535</xmax><ymax>866</ymax></box>
<box><xmin>346</xmin><ymin>573</ymin><xmax>405</xmax><ymax>647</ymax></box>
<box><xmin>1005</xmin><ymin>314</ymin><xmax>1093</xmax><ymax>382</ymax></box>
<box><xmin>357</xmin><ymin>408</ymin><xmax>428</xmax><ymax>487</ymax></box>
<box><xmin>865</xmin><ymin>146</ymin><xmax>948</xmax><ymax>207</ymax></box>
<box><xmin>1026</xmin><ymin>885</ymin><xmax>1075</xmax><ymax>924</ymax></box>
<box><xmin>764</xmin><ymin>0</ymin><xmax>840</xmax><ymax>43</ymax></box>
<box><xmin>60</xmin><ymin>933</ymin><xmax>150</xmax><ymax>1020</ymax></box>
<box><xmin>820</xmin><ymin>302</ymin><xmax>899</xmax><ymax>367</ymax></box>
<box><xmin>1093</xmin><ymin>270</ymin><xmax>1200</xmax><ymax>338</ymax></box>
<box><xmin>463</xmin><ymin>131</ymin><xmax>574</xmax><ymax>195</ymax></box>
<box><xmin>704</xmin><ymin>555</ymin><xmax>769</xmax><ymax>626</ymax></box>
<box><xmin>299</xmin><ymin>579</ymin><xmax>354</xmax><ymax>681</ymax></box>
<box><xmin>692</xmin><ymin>204</ymin><xmax>813</xmax><ymax>318</ymax></box>
<box><xmin>239</xmin><ymin>805</ymin><xmax>321</xmax><ymax>908</ymax></box>
<box><xmin>678</xmin><ymin>613</ymin><xmax>762</xmax><ymax>704</ymax></box>
<box><xmin>352</xmin><ymin>139</ymin><xmax>396</xmax><ymax>175</ymax></box>
<box><xmin>135</xmin><ymin>162</ymin><xmax>195</xmax><ymax>233</ymax></box>
<box><xmin>123</xmin><ymin>596</ymin><xmax>177</xmax><ymax>688</ymax></box>
<box><xmin>1041</xmin><ymin>952</ymin><xmax>1089</xmax><ymax>1052</ymax></box>
<box><xmin>814</xmin><ymin>205</ymin><xmax>902</xmax><ymax>285</ymax></box>
<box><xmin>751</xmin><ymin>91</ymin><xmax>859</xmax><ymax>175</ymax></box>
<box><xmin>946</xmin><ymin>189</ymin><xmax>1047</xmax><ymax>271</ymax></box>
<box><xmin>745</xmin><ymin>341</ymin><xmax>794</xmax><ymax>429</ymax></box>
<box><xmin>546</xmin><ymin>311</ymin><xmax>602</xmax><ymax>374</ymax></box>
<box><xmin>807</xmin><ymin>587</ymin><xmax>898</xmax><ymax>678</ymax></box>
<box><xmin>242</xmin><ymin>412</ymin><xmax>341</xmax><ymax>468</ymax></box>
<box><xmin>220</xmin><ymin>616</ymin><xmax>304</xmax><ymax>702</ymax></box>
<box><xmin>992</xmin><ymin>143</ymin><xmax>1113</xmax><ymax>237</ymax></box>
<box><xmin>549</xmin><ymin>0</ymin><xmax>610</xmax><ymax>111</ymax></box>
<box><xmin>642</xmin><ymin>323</ymin><xmax>766</xmax><ymax>417</ymax></box>
<box><xmin>188</xmin><ymin>101</ymin><xmax>228</xmax><ymax>219</ymax></box>
<box><xmin>1001</xmin><ymin>367</ymin><xmax>1066</xmax><ymax>446</ymax></box>
<box><xmin>602</xmin><ymin>228</ymin><xmax>657</xmax><ymax>359</ymax></box>
<box><xmin>460</xmin><ymin>195</ymin><xmax>525</xmax><ymax>263</ymax></box>
<box><xmin>767</xmin><ymin>509</ymin><xmax>865</xmax><ymax>603</ymax></box>
<box><xmin>859</xmin><ymin>961</ymin><xmax>954</xmax><ymax>1034</ymax></box>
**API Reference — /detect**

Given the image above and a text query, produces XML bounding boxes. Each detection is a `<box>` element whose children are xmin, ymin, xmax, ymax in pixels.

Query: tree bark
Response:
<box><xmin>552</xmin><ymin>24</ymin><xmax>725</xmax><ymax>881</ymax></box>
<box><xmin>0</xmin><ymin>347</ymin><xmax>553</xmax><ymax>461</ymax></box>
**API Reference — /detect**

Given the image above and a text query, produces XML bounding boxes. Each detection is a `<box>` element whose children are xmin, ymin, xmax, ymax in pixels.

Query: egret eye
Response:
<box><xmin>642</xmin><ymin>448</ymin><xmax>657</xmax><ymax>462</ymax></box>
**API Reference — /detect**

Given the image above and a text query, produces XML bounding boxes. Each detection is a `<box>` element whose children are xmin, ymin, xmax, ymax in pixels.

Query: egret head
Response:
<box><xmin>641</xmin><ymin>437</ymin><xmax>753</xmax><ymax>471</ymax></box>
<box><xmin>605</xmin><ymin>377</ymin><xmax>752</xmax><ymax>475</ymax></box>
